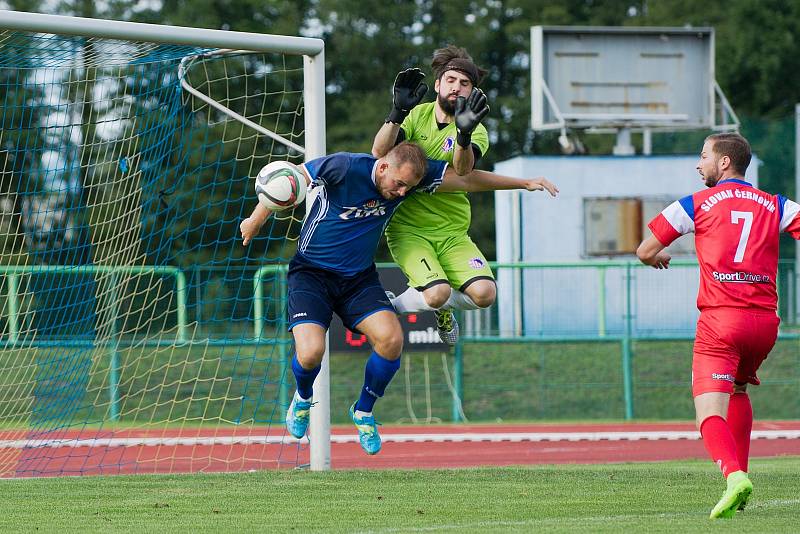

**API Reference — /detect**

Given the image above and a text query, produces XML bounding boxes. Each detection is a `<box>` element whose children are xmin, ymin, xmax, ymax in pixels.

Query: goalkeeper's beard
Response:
<box><xmin>437</xmin><ymin>92</ymin><xmax>456</xmax><ymax>117</ymax></box>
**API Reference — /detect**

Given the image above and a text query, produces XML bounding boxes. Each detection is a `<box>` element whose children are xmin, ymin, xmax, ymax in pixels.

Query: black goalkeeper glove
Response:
<box><xmin>386</xmin><ymin>68</ymin><xmax>428</xmax><ymax>124</ymax></box>
<box><xmin>454</xmin><ymin>88</ymin><xmax>489</xmax><ymax>147</ymax></box>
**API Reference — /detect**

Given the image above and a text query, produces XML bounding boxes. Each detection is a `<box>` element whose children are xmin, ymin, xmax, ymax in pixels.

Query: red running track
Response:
<box><xmin>332</xmin><ymin>421</ymin><xmax>800</xmax><ymax>469</ymax></box>
<box><xmin>2</xmin><ymin>421</ymin><xmax>799</xmax><ymax>476</ymax></box>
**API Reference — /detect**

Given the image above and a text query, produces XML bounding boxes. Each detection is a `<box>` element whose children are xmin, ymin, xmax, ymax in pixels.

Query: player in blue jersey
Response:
<box><xmin>240</xmin><ymin>142</ymin><xmax>557</xmax><ymax>454</ymax></box>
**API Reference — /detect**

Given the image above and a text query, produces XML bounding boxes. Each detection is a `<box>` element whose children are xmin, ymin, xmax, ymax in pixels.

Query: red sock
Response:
<box><xmin>727</xmin><ymin>392</ymin><xmax>753</xmax><ymax>472</ymax></box>
<box><xmin>700</xmin><ymin>415</ymin><xmax>741</xmax><ymax>478</ymax></box>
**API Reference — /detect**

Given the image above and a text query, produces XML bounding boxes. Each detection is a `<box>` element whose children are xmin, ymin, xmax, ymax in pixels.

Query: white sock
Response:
<box><xmin>354</xmin><ymin>409</ymin><xmax>372</xmax><ymax>419</ymax></box>
<box><xmin>392</xmin><ymin>287</ymin><xmax>435</xmax><ymax>314</ymax></box>
<box><xmin>440</xmin><ymin>290</ymin><xmax>480</xmax><ymax>311</ymax></box>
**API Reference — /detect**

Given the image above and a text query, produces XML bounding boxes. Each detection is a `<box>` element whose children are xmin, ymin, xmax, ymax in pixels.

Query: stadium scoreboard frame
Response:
<box><xmin>530</xmin><ymin>25</ymin><xmax>739</xmax><ymax>153</ymax></box>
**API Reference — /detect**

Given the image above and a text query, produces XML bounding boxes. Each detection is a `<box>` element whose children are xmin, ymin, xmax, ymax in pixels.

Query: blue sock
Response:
<box><xmin>292</xmin><ymin>355</ymin><xmax>320</xmax><ymax>400</ymax></box>
<box><xmin>356</xmin><ymin>351</ymin><xmax>401</xmax><ymax>413</ymax></box>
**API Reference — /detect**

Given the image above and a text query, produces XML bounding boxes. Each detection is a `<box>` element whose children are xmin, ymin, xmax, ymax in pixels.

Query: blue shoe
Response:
<box><xmin>349</xmin><ymin>402</ymin><xmax>382</xmax><ymax>455</ymax></box>
<box><xmin>285</xmin><ymin>394</ymin><xmax>312</xmax><ymax>439</ymax></box>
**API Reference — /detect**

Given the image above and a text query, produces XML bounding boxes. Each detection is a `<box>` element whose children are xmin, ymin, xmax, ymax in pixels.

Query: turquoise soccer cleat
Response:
<box><xmin>350</xmin><ymin>402</ymin><xmax>382</xmax><ymax>455</ymax></box>
<box><xmin>285</xmin><ymin>394</ymin><xmax>313</xmax><ymax>439</ymax></box>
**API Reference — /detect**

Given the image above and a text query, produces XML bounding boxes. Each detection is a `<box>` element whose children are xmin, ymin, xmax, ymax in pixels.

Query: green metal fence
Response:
<box><xmin>0</xmin><ymin>260</ymin><xmax>798</xmax><ymax>424</ymax></box>
<box><xmin>446</xmin><ymin>259</ymin><xmax>800</xmax><ymax>422</ymax></box>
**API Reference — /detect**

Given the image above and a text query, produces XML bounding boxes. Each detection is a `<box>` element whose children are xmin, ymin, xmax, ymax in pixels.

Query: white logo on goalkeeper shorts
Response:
<box><xmin>292</xmin><ymin>312</ymin><xmax>308</xmax><ymax>319</ymax></box>
<box><xmin>469</xmin><ymin>258</ymin><xmax>485</xmax><ymax>269</ymax></box>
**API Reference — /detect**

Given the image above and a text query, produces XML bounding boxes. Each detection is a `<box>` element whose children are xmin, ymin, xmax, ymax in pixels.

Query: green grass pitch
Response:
<box><xmin>1</xmin><ymin>457</ymin><xmax>797</xmax><ymax>532</ymax></box>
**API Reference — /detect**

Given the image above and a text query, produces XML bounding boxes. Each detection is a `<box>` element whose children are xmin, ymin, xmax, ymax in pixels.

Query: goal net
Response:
<box><xmin>0</xmin><ymin>11</ymin><xmax>326</xmax><ymax>476</ymax></box>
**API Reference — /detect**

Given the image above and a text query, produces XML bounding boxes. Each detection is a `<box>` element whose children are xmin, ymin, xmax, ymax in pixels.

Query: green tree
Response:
<box><xmin>0</xmin><ymin>0</ymin><xmax>51</xmax><ymax>266</ymax></box>
<box><xmin>126</xmin><ymin>1</ymin><xmax>313</xmax><ymax>268</ymax></box>
<box><xmin>32</xmin><ymin>0</ymin><xmax>800</xmax><ymax>259</ymax></box>
<box><xmin>310</xmin><ymin>0</ymin><xmax>424</xmax><ymax>153</ymax></box>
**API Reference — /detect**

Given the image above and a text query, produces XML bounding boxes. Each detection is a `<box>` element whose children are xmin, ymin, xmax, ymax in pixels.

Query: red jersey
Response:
<box><xmin>648</xmin><ymin>178</ymin><xmax>800</xmax><ymax>311</ymax></box>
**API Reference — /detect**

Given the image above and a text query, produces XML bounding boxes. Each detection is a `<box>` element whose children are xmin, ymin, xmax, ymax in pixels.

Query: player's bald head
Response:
<box><xmin>386</xmin><ymin>142</ymin><xmax>427</xmax><ymax>182</ymax></box>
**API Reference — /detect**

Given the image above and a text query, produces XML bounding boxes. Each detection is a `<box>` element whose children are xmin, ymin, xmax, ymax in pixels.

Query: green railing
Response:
<box><xmin>480</xmin><ymin>260</ymin><xmax>680</xmax><ymax>420</ymax></box>
<box><xmin>1</xmin><ymin>260</ymin><xmax>797</xmax><ymax>424</ymax></box>
<box><xmin>491</xmin><ymin>259</ymin><xmax>701</xmax><ymax>339</ymax></box>
<box><xmin>443</xmin><ymin>259</ymin><xmax>800</xmax><ymax>422</ymax></box>
<box><xmin>253</xmin><ymin>264</ymin><xmax>291</xmax><ymax>409</ymax></box>
<box><xmin>0</xmin><ymin>264</ymin><xmax>188</xmax><ymax>420</ymax></box>
<box><xmin>1</xmin><ymin>264</ymin><xmax>189</xmax><ymax>344</ymax></box>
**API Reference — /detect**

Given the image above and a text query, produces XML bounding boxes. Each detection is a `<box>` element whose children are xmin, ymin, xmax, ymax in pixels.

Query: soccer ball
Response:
<box><xmin>254</xmin><ymin>161</ymin><xmax>307</xmax><ymax>210</ymax></box>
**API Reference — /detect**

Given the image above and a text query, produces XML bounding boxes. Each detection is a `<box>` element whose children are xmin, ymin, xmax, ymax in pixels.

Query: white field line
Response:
<box><xmin>355</xmin><ymin>499</ymin><xmax>800</xmax><ymax>533</ymax></box>
<box><xmin>0</xmin><ymin>430</ymin><xmax>797</xmax><ymax>449</ymax></box>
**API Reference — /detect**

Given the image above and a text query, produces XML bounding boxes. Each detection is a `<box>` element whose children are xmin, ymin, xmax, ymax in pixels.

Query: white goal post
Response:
<box><xmin>0</xmin><ymin>10</ymin><xmax>331</xmax><ymax>472</ymax></box>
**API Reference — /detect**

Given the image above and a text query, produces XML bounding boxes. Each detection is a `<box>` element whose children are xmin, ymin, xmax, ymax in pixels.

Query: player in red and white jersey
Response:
<box><xmin>637</xmin><ymin>133</ymin><xmax>800</xmax><ymax>519</ymax></box>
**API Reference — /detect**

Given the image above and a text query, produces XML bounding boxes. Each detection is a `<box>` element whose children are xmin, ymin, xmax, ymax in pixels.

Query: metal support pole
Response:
<box><xmin>6</xmin><ymin>274</ymin><xmax>19</xmax><ymax>344</ymax></box>
<box><xmin>0</xmin><ymin>10</ymin><xmax>323</xmax><ymax>55</ymax></box>
<box><xmin>109</xmin><ymin>272</ymin><xmax>120</xmax><ymax>421</ymax></box>
<box><xmin>452</xmin><ymin>333</ymin><xmax>464</xmax><ymax>423</ymax></box>
<box><xmin>613</xmin><ymin>127</ymin><xmax>635</xmax><ymax>156</ymax></box>
<box><xmin>194</xmin><ymin>266</ymin><xmax>202</xmax><ymax>326</ymax></box>
<box><xmin>278</xmin><ymin>268</ymin><xmax>290</xmax><ymax>411</ymax></box>
<box><xmin>621</xmin><ymin>263</ymin><xmax>634</xmax><ymax>420</ymax></box>
<box><xmin>597</xmin><ymin>266</ymin><xmax>607</xmax><ymax>337</ymax></box>
<box><xmin>175</xmin><ymin>270</ymin><xmax>187</xmax><ymax>342</ymax></box>
<box><xmin>304</xmin><ymin>49</ymin><xmax>330</xmax><ymax>471</ymax></box>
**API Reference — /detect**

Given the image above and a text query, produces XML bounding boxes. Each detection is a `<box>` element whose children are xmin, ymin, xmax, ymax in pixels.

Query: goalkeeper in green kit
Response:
<box><xmin>372</xmin><ymin>45</ymin><xmax>555</xmax><ymax>344</ymax></box>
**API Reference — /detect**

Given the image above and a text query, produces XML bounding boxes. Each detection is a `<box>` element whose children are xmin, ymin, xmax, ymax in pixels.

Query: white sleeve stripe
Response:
<box><xmin>302</xmin><ymin>163</ymin><xmax>322</xmax><ymax>187</ymax></box>
<box><xmin>437</xmin><ymin>162</ymin><xmax>448</xmax><ymax>183</ymax></box>
<box><xmin>780</xmin><ymin>199</ymin><xmax>800</xmax><ymax>232</ymax></box>
<box><xmin>661</xmin><ymin>200</ymin><xmax>695</xmax><ymax>234</ymax></box>
<box><xmin>299</xmin><ymin>188</ymin><xmax>327</xmax><ymax>253</ymax></box>
<box><xmin>421</xmin><ymin>162</ymin><xmax>448</xmax><ymax>193</ymax></box>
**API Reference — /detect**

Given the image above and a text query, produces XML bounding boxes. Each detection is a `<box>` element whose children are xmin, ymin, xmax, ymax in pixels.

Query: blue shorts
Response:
<box><xmin>287</xmin><ymin>256</ymin><xmax>394</xmax><ymax>332</ymax></box>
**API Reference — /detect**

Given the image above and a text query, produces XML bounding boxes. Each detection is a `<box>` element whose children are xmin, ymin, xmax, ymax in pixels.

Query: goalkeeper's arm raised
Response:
<box><xmin>451</xmin><ymin>88</ymin><xmax>489</xmax><ymax>175</ymax></box>
<box><xmin>372</xmin><ymin>68</ymin><xmax>427</xmax><ymax>157</ymax></box>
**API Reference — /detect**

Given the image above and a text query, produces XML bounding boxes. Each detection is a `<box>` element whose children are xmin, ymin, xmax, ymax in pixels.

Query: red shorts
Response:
<box><xmin>692</xmin><ymin>307</ymin><xmax>779</xmax><ymax>397</ymax></box>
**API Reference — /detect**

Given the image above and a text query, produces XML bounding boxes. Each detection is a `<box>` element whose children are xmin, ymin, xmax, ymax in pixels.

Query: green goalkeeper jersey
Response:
<box><xmin>385</xmin><ymin>102</ymin><xmax>489</xmax><ymax>237</ymax></box>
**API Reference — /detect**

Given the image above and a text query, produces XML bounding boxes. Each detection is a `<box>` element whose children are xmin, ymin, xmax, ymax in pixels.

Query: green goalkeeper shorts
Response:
<box><xmin>386</xmin><ymin>231</ymin><xmax>494</xmax><ymax>290</ymax></box>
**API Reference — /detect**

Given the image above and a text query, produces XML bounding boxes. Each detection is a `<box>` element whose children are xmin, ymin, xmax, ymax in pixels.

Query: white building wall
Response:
<box><xmin>494</xmin><ymin>155</ymin><xmax>760</xmax><ymax>337</ymax></box>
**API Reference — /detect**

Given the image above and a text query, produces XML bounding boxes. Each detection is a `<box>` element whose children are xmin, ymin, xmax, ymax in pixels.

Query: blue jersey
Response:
<box><xmin>297</xmin><ymin>152</ymin><xmax>447</xmax><ymax>276</ymax></box>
